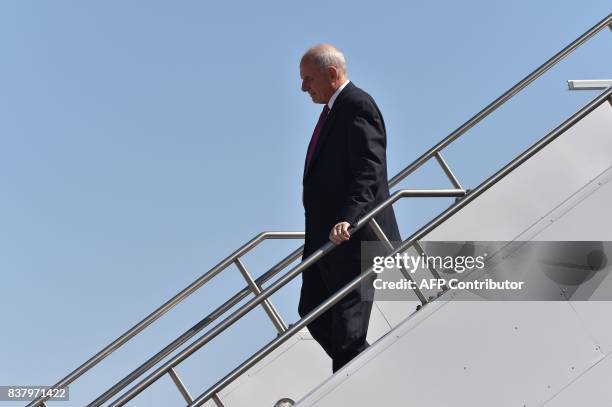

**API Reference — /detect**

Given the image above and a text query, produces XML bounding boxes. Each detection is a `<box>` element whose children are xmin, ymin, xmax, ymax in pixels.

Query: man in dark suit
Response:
<box><xmin>298</xmin><ymin>44</ymin><xmax>401</xmax><ymax>373</ymax></box>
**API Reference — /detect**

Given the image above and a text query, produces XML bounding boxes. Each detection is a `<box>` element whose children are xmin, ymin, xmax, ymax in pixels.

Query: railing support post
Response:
<box><xmin>368</xmin><ymin>219</ymin><xmax>428</xmax><ymax>304</ymax></box>
<box><xmin>235</xmin><ymin>258</ymin><xmax>288</xmax><ymax>334</ymax></box>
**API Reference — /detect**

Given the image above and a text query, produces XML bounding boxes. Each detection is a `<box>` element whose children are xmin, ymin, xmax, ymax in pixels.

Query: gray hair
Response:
<box><xmin>302</xmin><ymin>44</ymin><xmax>348</xmax><ymax>75</ymax></box>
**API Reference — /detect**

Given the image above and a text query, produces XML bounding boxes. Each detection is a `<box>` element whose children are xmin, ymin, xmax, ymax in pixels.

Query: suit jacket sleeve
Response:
<box><xmin>338</xmin><ymin>100</ymin><xmax>387</xmax><ymax>227</ymax></box>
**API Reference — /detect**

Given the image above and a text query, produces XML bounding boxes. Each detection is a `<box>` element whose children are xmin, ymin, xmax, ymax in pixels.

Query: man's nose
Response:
<box><xmin>301</xmin><ymin>81</ymin><xmax>308</xmax><ymax>92</ymax></box>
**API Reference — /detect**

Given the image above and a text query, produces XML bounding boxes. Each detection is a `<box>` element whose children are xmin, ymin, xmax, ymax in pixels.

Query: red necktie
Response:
<box><xmin>304</xmin><ymin>105</ymin><xmax>330</xmax><ymax>174</ymax></box>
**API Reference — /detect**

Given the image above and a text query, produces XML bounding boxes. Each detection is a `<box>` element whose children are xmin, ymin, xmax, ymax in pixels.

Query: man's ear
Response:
<box><xmin>328</xmin><ymin>66</ymin><xmax>338</xmax><ymax>81</ymax></box>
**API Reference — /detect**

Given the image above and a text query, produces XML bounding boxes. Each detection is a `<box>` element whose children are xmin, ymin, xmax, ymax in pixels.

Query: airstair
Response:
<box><xmin>27</xmin><ymin>12</ymin><xmax>612</xmax><ymax>407</ymax></box>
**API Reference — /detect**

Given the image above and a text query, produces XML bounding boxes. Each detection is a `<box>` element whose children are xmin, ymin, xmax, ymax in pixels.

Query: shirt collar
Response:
<box><xmin>327</xmin><ymin>80</ymin><xmax>350</xmax><ymax>111</ymax></box>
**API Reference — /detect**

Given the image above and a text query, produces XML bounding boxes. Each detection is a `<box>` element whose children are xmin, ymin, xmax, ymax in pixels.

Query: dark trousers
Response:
<box><xmin>298</xmin><ymin>261</ymin><xmax>374</xmax><ymax>372</ymax></box>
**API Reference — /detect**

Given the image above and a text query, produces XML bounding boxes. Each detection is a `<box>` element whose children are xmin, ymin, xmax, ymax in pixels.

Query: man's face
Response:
<box><xmin>300</xmin><ymin>60</ymin><xmax>334</xmax><ymax>104</ymax></box>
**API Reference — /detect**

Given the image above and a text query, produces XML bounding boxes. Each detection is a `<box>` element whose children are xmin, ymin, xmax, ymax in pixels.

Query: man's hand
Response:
<box><xmin>329</xmin><ymin>221</ymin><xmax>351</xmax><ymax>245</ymax></box>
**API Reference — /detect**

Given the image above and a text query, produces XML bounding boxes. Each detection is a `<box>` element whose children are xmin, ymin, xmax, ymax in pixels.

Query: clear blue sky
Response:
<box><xmin>1</xmin><ymin>1</ymin><xmax>611</xmax><ymax>406</ymax></box>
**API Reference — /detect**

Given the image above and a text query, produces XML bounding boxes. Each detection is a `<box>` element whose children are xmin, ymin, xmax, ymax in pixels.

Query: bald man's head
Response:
<box><xmin>301</xmin><ymin>44</ymin><xmax>348</xmax><ymax>76</ymax></box>
<box><xmin>300</xmin><ymin>44</ymin><xmax>349</xmax><ymax>104</ymax></box>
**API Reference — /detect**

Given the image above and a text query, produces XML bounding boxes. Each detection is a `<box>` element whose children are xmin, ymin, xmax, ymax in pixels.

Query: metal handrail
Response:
<box><xmin>187</xmin><ymin>86</ymin><xmax>612</xmax><ymax>407</ymax></box>
<box><xmin>106</xmin><ymin>189</ymin><xmax>467</xmax><ymax>407</ymax></box>
<box><xmin>26</xmin><ymin>231</ymin><xmax>305</xmax><ymax>407</ymax></box>
<box><xmin>88</xmin><ymin>246</ymin><xmax>305</xmax><ymax>407</ymax></box>
<box><xmin>28</xmin><ymin>12</ymin><xmax>612</xmax><ymax>407</ymax></box>
<box><xmin>388</xmin><ymin>12</ymin><xmax>612</xmax><ymax>189</ymax></box>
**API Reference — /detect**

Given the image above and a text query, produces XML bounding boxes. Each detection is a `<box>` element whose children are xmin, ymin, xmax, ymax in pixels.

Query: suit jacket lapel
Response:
<box><xmin>304</xmin><ymin>82</ymin><xmax>354</xmax><ymax>179</ymax></box>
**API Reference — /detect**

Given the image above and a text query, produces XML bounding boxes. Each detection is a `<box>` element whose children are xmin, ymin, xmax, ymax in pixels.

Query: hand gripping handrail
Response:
<box><xmin>28</xmin><ymin>12</ymin><xmax>612</xmax><ymax>407</ymax></box>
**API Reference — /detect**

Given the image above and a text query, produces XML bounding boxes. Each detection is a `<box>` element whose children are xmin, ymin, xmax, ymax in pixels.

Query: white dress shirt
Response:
<box><xmin>327</xmin><ymin>80</ymin><xmax>350</xmax><ymax>111</ymax></box>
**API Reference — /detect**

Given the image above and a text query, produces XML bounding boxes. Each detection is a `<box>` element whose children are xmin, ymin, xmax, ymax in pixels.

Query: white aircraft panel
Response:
<box><xmin>530</xmin><ymin>165</ymin><xmax>612</xmax><ymax>242</ymax></box>
<box><xmin>542</xmin><ymin>352</ymin><xmax>612</xmax><ymax>407</ymax></box>
<box><xmin>300</xmin><ymin>301</ymin><xmax>603</xmax><ymax>407</ymax></box>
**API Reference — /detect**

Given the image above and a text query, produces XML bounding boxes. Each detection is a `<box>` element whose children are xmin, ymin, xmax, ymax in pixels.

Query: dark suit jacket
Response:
<box><xmin>302</xmin><ymin>82</ymin><xmax>401</xmax><ymax>288</ymax></box>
